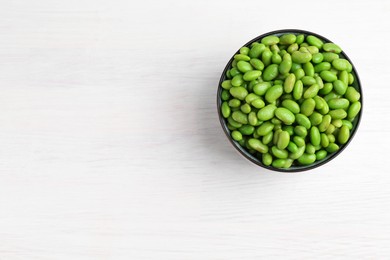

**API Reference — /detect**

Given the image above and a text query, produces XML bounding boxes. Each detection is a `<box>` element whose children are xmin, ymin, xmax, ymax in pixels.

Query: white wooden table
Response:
<box><xmin>0</xmin><ymin>0</ymin><xmax>389</xmax><ymax>259</ymax></box>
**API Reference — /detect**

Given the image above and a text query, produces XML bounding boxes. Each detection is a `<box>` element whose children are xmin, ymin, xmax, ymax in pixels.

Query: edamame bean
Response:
<box><xmin>234</xmin><ymin>54</ymin><xmax>251</xmax><ymax>61</ymax></box>
<box><xmin>251</xmin><ymin>99</ymin><xmax>265</xmax><ymax>109</ymax></box>
<box><xmin>323</xmin><ymin>52</ymin><xmax>339</xmax><ymax>62</ymax></box>
<box><xmin>250</xmin><ymin>58</ymin><xmax>265</xmax><ymax>70</ymax></box>
<box><xmin>287</xmin><ymin>142</ymin><xmax>299</xmax><ymax>153</ymax></box>
<box><xmin>262</xmin><ymin>152</ymin><xmax>273</xmax><ymax>166</ymax></box>
<box><xmin>316</xmin><ymin>150</ymin><xmax>328</xmax><ymax>160</ymax></box>
<box><xmin>301</xmin><ymin>76</ymin><xmax>317</xmax><ymax>86</ymax></box>
<box><xmin>253</xmin><ymin>82</ymin><xmax>271</xmax><ymax>96</ymax></box>
<box><xmin>312</xmin><ymin>53</ymin><xmax>324</xmax><ymax>64</ymax></box>
<box><xmin>229</xmin><ymin>98</ymin><xmax>241</xmax><ymax>108</ymax></box>
<box><xmin>264</xmin><ymin>85</ymin><xmax>282</xmax><ymax>103</ymax></box>
<box><xmin>306</xmin><ymin>144</ymin><xmax>316</xmax><ymax>154</ymax></box>
<box><xmin>294</xmin><ymin>125</ymin><xmax>307</xmax><ymax>137</ymax></box>
<box><xmin>339</xmin><ymin>70</ymin><xmax>349</xmax><ymax>86</ymax></box>
<box><xmin>342</xmin><ymin>119</ymin><xmax>353</xmax><ymax>130</ymax></box>
<box><xmin>232</xmin><ymin>130</ymin><xmax>243</xmax><ymax>141</ymax></box>
<box><xmin>303</xmin><ymin>62</ymin><xmax>315</xmax><ymax>77</ymax></box>
<box><xmin>249</xmin><ymin>43</ymin><xmax>266</xmax><ymax>58</ymax></box>
<box><xmin>263</xmin><ymin>64</ymin><xmax>279</xmax><ymax>81</ymax></box>
<box><xmin>232</xmin><ymin>111</ymin><xmax>248</xmax><ymax>124</ymax></box>
<box><xmin>277</xmin><ymin>131</ymin><xmax>290</xmax><ymax>150</ymax></box>
<box><xmin>309</xmin><ymin>112</ymin><xmax>323</xmax><ymax>126</ymax></box>
<box><xmin>279</xmin><ymin>34</ymin><xmax>296</xmax><ymax>45</ymax></box>
<box><xmin>345</xmin><ymin>87</ymin><xmax>361</xmax><ymax>102</ymax></box>
<box><xmin>272</xmin><ymin>158</ymin><xmax>293</xmax><ymax>168</ymax></box>
<box><xmin>275</xmin><ymin>107</ymin><xmax>295</xmax><ymax>125</ymax></box>
<box><xmin>230</xmin><ymin>86</ymin><xmax>248</xmax><ymax>100</ymax></box>
<box><xmin>310</xmin><ymin>126</ymin><xmax>321</xmax><ymax>146</ymax></box>
<box><xmin>257</xmin><ymin>104</ymin><xmax>277</xmax><ymax>121</ymax></box>
<box><xmin>221</xmin><ymin>89</ymin><xmax>230</xmax><ymax>101</ymax></box>
<box><xmin>319</xmin><ymin>114</ymin><xmax>331</xmax><ymax>132</ymax></box>
<box><xmin>237</xmin><ymin>61</ymin><xmax>253</xmax><ymax>73</ymax></box>
<box><xmin>329</xmin><ymin>109</ymin><xmax>347</xmax><ymax>119</ymax></box>
<box><xmin>257</xmin><ymin>122</ymin><xmax>274</xmax><ymax>136</ymax></box>
<box><xmin>338</xmin><ymin>125</ymin><xmax>350</xmax><ymax>144</ymax></box>
<box><xmin>328</xmin><ymin>98</ymin><xmax>350</xmax><ymax>109</ymax></box>
<box><xmin>271</xmin><ymin>146</ymin><xmax>289</xmax><ymax>159</ymax></box>
<box><xmin>282</xmin><ymin>99</ymin><xmax>300</xmax><ymax>114</ymax></box>
<box><xmin>298</xmin><ymin>153</ymin><xmax>316</xmax><ymax>165</ymax></box>
<box><xmin>272</xmin><ymin>53</ymin><xmax>282</xmax><ymax>64</ymax></box>
<box><xmin>333</xmin><ymin>80</ymin><xmax>347</xmax><ymax>95</ymax></box>
<box><xmin>320</xmin><ymin>133</ymin><xmax>329</xmax><ymax>147</ymax></box>
<box><xmin>332</xmin><ymin>58</ymin><xmax>350</xmax><ymax>71</ymax></box>
<box><xmin>240</xmin><ymin>103</ymin><xmax>251</xmax><ymax>114</ymax></box>
<box><xmin>295</xmin><ymin>113</ymin><xmax>311</xmax><ymax>129</ymax></box>
<box><xmin>326</xmin><ymin>143</ymin><xmax>339</xmax><ymax>153</ymax></box>
<box><xmin>307</xmin><ymin>35</ymin><xmax>324</xmax><ymax>49</ymax></box>
<box><xmin>323</xmin><ymin>43</ymin><xmax>342</xmax><ymax>54</ymax></box>
<box><xmin>314</xmin><ymin>62</ymin><xmax>331</xmax><ymax>73</ymax></box>
<box><xmin>262</xmin><ymin>49</ymin><xmax>273</xmax><ymax>66</ymax></box>
<box><xmin>231</xmin><ymin>74</ymin><xmax>244</xmax><ymax>86</ymax></box>
<box><xmin>221</xmin><ymin>80</ymin><xmax>232</xmax><ymax>90</ymax></box>
<box><xmin>243</xmin><ymin>70</ymin><xmax>262</xmax><ymax>81</ymax></box>
<box><xmin>320</xmin><ymin>71</ymin><xmax>337</xmax><ymax>82</ymax></box>
<box><xmin>292</xmin><ymin>51</ymin><xmax>312</xmax><ymax>63</ymax></box>
<box><xmin>248</xmin><ymin>112</ymin><xmax>258</xmax><ymax>126</ymax></box>
<box><xmin>221</xmin><ymin>102</ymin><xmax>231</xmax><ymax>118</ymax></box>
<box><xmin>248</xmin><ymin>138</ymin><xmax>268</xmax><ymax>153</ymax></box>
<box><xmin>293</xmin><ymin>80</ymin><xmax>303</xmax><ymax>100</ymax></box>
<box><xmin>245</xmin><ymin>93</ymin><xmax>260</xmax><ymax>104</ymax></box>
<box><xmin>303</xmin><ymin>84</ymin><xmax>320</xmax><ymax>99</ymax></box>
<box><xmin>262</xmin><ymin>131</ymin><xmax>273</xmax><ymax>145</ymax></box>
<box><xmin>261</xmin><ymin>35</ymin><xmax>280</xmax><ymax>45</ymax></box>
<box><xmin>279</xmin><ymin>59</ymin><xmax>292</xmax><ymax>74</ymax></box>
<box><xmin>347</xmin><ymin>101</ymin><xmax>361</xmax><ymax>119</ymax></box>
<box><xmin>301</xmin><ymin>98</ymin><xmax>316</xmax><ymax>117</ymax></box>
<box><xmin>283</xmin><ymin>73</ymin><xmax>296</xmax><ymax>93</ymax></box>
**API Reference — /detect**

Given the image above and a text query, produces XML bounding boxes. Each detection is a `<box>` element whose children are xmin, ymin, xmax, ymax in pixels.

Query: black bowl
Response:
<box><xmin>217</xmin><ymin>29</ymin><xmax>363</xmax><ymax>172</ymax></box>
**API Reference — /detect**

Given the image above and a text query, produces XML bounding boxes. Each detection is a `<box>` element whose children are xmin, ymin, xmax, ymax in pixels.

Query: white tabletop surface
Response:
<box><xmin>0</xmin><ymin>0</ymin><xmax>389</xmax><ymax>259</ymax></box>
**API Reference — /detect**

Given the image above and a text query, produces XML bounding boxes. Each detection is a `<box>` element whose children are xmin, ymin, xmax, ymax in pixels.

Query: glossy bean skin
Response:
<box><xmin>231</xmin><ymin>130</ymin><xmax>243</xmax><ymax>141</ymax></box>
<box><xmin>279</xmin><ymin>34</ymin><xmax>296</xmax><ymax>45</ymax></box>
<box><xmin>293</xmin><ymin>80</ymin><xmax>304</xmax><ymax>100</ymax></box>
<box><xmin>263</xmin><ymin>64</ymin><xmax>279</xmax><ymax>81</ymax></box>
<box><xmin>257</xmin><ymin>104</ymin><xmax>277</xmax><ymax>121</ymax></box>
<box><xmin>253</xmin><ymin>82</ymin><xmax>271</xmax><ymax>96</ymax></box>
<box><xmin>248</xmin><ymin>138</ymin><xmax>269</xmax><ymax>153</ymax></box>
<box><xmin>261</xmin><ymin>36</ymin><xmax>279</xmax><ymax>45</ymax></box>
<box><xmin>265</xmin><ymin>85</ymin><xmax>283</xmax><ymax>103</ymax></box>
<box><xmin>292</xmin><ymin>51</ymin><xmax>312</xmax><ymax>64</ymax></box>
<box><xmin>348</xmin><ymin>101</ymin><xmax>361</xmax><ymax>119</ymax></box>
<box><xmin>221</xmin><ymin>102</ymin><xmax>231</xmax><ymax>118</ymax></box>
<box><xmin>310</xmin><ymin>126</ymin><xmax>321</xmax><ymax>146</ymax></box>
<box><xmin>320</xmin><ymin>71</ymin><xmax>337</xmax><ymax>82</ymax></box>
<box><xmin>275</xmin><ymin>107</ymin><xmax>295</xmax><ymax>125</ymax></box>
<box><xmin>232</xmin><ymin>111</ymin><xmax>248</xmax><ymax>124</ymax></box>
<box><xmin>271</xmin><ymin>146</ymin><xmax>289</xmax><ymax>159</ymax></box>
<box><xmin>230</xmin><ymin>86</ymin><xmax>248</xmax><ymax>100</ymax></box>
<box><xmin>338</xmin><ymin>125</ymin><xmax>350</xmax><ymax>144</ymax></box>
<box><xmin>277</xmin><ymin>131</ymin><xmax>290</xmax><ymax>150</ymax></box>
<box><xmin>257</xmin><ymin>122</ymin><xmax>274</xmax><ymax>136</ymax></box>
<box><xmin>282</xmin><ymin>100</ymin><xmax>300</xmax><ymax>114</ymax></box>
<box><xmin>303</xmin><ymin>84</ymin><xmax>320</xmax><ymax>99</ymax></box>
<box><xmin>328</xmin><ymin>98</ymin><xmax>350</xmax><ymax>109</ymax></box>
<box><xmin>295</xmin><ymin>113</ymin><xmax>311</xmax><ymax>129</ymax></box>
<box><xmin>283</xmin><ymin>73</ymin><xmax>296</xmax><ymax>93</ymax></box>
<box><xmin>316</xmin><ymin>150</ymin><xmax>328</xmax><ymax>160</ymax></box>
<box><xmin>345</xmin><ymin>87</ymin><xmax>361</xmax><ymax>102</ymax></box>
<box><xmin>243</xmin><ymin>70</ymin><xmax>262</xmax><ymax>81</ymax></box>
<box><xmin>332</xmin><ymin>59</ymin><xmax>350</xmax><ymax>71</ymax></box>
<box><xmin>262</xmin><ymin>153</ymin><xmax>273</xmax><ymax>166</ymax></box>
<box><xmin>300</xmin><ymin>98</ymin><xmax>316</xmax><ymax>117</ymax></box>
<box><xmin>333</xmin><ymin>80</ymin><xmax>347</xmax><ymax>95</ymax></box>
<box><xmin>323</xmin><ymin>43</ymin><xmax>342</xmax><ymax>54</ymax></box>
<box><xmin>297</xmin><ymin>153</ymin><xmax>316</xmax><ymax>165</ymax></box>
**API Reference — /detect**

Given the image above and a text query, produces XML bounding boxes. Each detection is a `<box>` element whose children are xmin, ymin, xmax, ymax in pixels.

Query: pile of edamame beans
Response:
<box><xmin>220</xmin><ymin>33</ymin><xmax>361</xmax><ymax>169</ymax></box>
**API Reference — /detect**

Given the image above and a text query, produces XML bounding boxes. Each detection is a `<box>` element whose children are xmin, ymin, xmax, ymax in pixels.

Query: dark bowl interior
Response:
<box><xmin>217</xmin><ymin>29</ymin><xmax>363</xmax><ymax>172</ymax></box>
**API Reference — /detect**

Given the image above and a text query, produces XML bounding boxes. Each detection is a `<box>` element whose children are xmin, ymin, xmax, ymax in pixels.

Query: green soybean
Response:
<box><xmin>248</xmin><ymin>138</ymin><xmax>269</xmax><ymax>153</ymax></box>
<box><xmin>309</xmin><ymin>112</ymin><xmax>323</xmax><ymax>126</ymax></box>
<box><xmin>263</xmin><ymin>64</ymin><xmax>279</xmax><ymax>81</ymax></box>
<box><xmin>312</xmin><ymin>53</ymin><xmax>324</xmax><ymax>64</ymax></box>
<box><xmin>257</xmin><ymin>104</ymin><xmax>277</xmax><ymax>121</ymax></box>
<box><xmin>345</xmin><ymin>87</ymin><xmax>361</xmax><ymax>102</ymax></box>
<box><xmin>292</xmin><ymin>51</ymin><xmax>312</xmax><ymax>63</ymax></box>
<box><xmin>320</xmin><ymin>133</ymin><xmax>329</xmax><ymax>148</ymax></box>
<box><xmin>262</xmin><ymin>49</ymin><xmax>273</xmax><ymax>66</ymax></box>
<box><xmin>303</xmin><ymin>62</ymin><xmax>315</xmax><ymax>77</ymax></box>
<box><xmin>240</xmin><ymin>103</ymin><xmax>252</xmax><ymax>114</ymax></box>
<box><xmin>329</xmin><ymin>109</ymin><xmax>347</xmax><ymax>120</ymax></box>
<box><xmin>221</xmin><ymin>102</ymin><xmax>231</xmax><ymax>118</ymax></box>
<box><xmin>316</xmin><ymin>150</ymin><xmax>328</xmax><ymax>160</ymax></box>
<box><xmin>310</xmin><ymin>126</ymin><xmax>321</xmax><ymax>146</ymax></box>
<box><xmin>294</xmin><ymin>125</ymin><xmax>308</xmax><ymax>137</ymax></box>
<box><xmin>320</xmin><ymin>71</ymin><xmax>337</xmax><ymax>82</ymax></box>
<box><xmin>253</xmin><ymin>82</ymin><xmax>271</xmax><ymax>96</ymax></box>
<box><xmin>262</xmin><ymin>152</ymin><xmax>273</xmax><ymax>166</ymax></box>
<box><xmin>287</xmin><ymin>142</ymin><xmax>299</xmax><ymax>153</ymax></box>
<box><xmin>326</xmin><ymin>143</ymin><xmax>339</xmax><ymax>153</ymax></box>
<box><xmin>275</xmin><ymin>107</ymin><xmax>295</xmax><ymax>125</ymax></box>
<box><xmin>251</xmin><ymin>99</ymin><xmax>265</xmax><ymax>109</ymax></box>
<box><xmin>243</xmin><ymin>70</ymin><xmax>262</xmax><ymax>81</ymax></box>
<box><xmin>271</xmin><ymin>146</ymin><xmax>288</xmax><ymax>159</ymax></box>
<box><xmin>232</xmin><ymin>130</ymin><xmax>243</xmax><ymax>141</ymax></box>
<box><xmin>301</xmin><ymin>76</ymin><xmax>317</xmax><ymax>86</ymax></box>
<box><xmin>304</xmin><ymin>84</ymin><xmax>320</xmax><ymax>99</ymax></box>
<box><xmin>282</xmin><ymin>99</ymin><xmax>300</xmax><ymax>114</ymax></box>
<box><xmin>280</xmin><ymin>34</ymin><xmax>296</xmax><ymax>45</ymax></box>
<box><xmin>323</xmin><ymin>52</ymin><xmax>339</xmax><ymax>62</ymax></box>
<box><xmin>261</xmin><ymin>36</ymin><xmax>280</xmax><ymax>46</ymax></box>
<box><xmin>296</xmin><ymin>113</ymin><xmax>311</xmax><ymax>129</ymax></box>
<box><xmin>277</xmin><ymin>131</ymin><xmax>290</xmax><ymax>150</ymax></box>
<box><xmin>232</xmin><ymin>111</ymin><xmax>248</xmax><ymax>124</ymax></box>
<box><xmin>237</xmin><ymin>61</ymin><xmax>253</xmax><ymax>73</ymax></box>
<box><xmin>348</xmin><ymin>101</ymin><xmax>361</xmax><ymax>120</ymax></box>
<box><xmin>293</xmin><ymin>80</ymin><xmax>303</xmax><ymax>100</ymax></box>
<box><xmin>319</xmin><ymin>114</ymin><xmax>332</xmax><ymax>132</ymax></box>
<box><xmin>298</xmin><ymin>153</ymin><xmax>316</xmax><ymax>165</ymax></box>
<box><xmin>307</xmin><ymin>35</ymin><xmax>324</xmax><ymax>49</ymax></box>
<box><xmin>328</xmin><ymin>98</ymin><xmax>350</xmax><ymax>109</ymax></box>
<box><xmin>249</xmin><ymin>43</ymin><xmax>266</xmax><ymax>58</ymax></box>
<box><xmin>234</xmin><ymin>54</ymin><xmax>251</xmax><ymax>61</ymax></box>
<box><xmin>338</xmin><ymin>125</ymin><xmax>350</xmax><ymax>144</ymax></box>
<box><xmin>265</xmin><ymin>84</ymin><xmax>283</xmax><ymax>103</ymax></box>
<box><xmin>230</xmin><ymin>86</ymin><xmax>248</xmax><ymax>100</ymax></box>
<box><xmin>301</xmin><ymin>98</ymin><xmax>316</xmax><ymax>117</ymax></box>
<box><xmin>332</xmin><ymin>58</ymin><xmax>350</xmax><ymax>71</ymax></box>
<box><xmin>323</xmin><ymin>43</ymin><xmax>342</xmax><ymax>54</ymax></box>
<box><xmin>283</xmin><ymin>73</ymin><xmax>296</xmax><ymax>93</ymax></box>
<box><xmin>262</xmin><ymin>131</ymin><xmax>273</xmax><ymax>145</ymax></box>
<box><xmin>248</xmin><ymin>112</ymin><xmax>258</xmax><ymax>126</ymax></box>
<box><xmin>250</xmin><ymin>59</ymin><xmax>265</xmax><ymax>70</ymax></box>
<box><xmin>333</xmin><ymin>80</ymin><xmax>347</xmax><ymax>95</ymax></box>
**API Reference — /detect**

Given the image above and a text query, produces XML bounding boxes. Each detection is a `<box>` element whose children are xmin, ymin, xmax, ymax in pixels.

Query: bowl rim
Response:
<box><xmin>217</xmin><ymin>29</ymin><xmax>363</xmax><ymax>172</ymax></box>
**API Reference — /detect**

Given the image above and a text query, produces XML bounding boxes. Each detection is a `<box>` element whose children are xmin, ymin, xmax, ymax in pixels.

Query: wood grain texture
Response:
<box><xmin>0</xmin><ymin>0</ymin><xmax>389</xmax><ymax>259</ymax></box>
